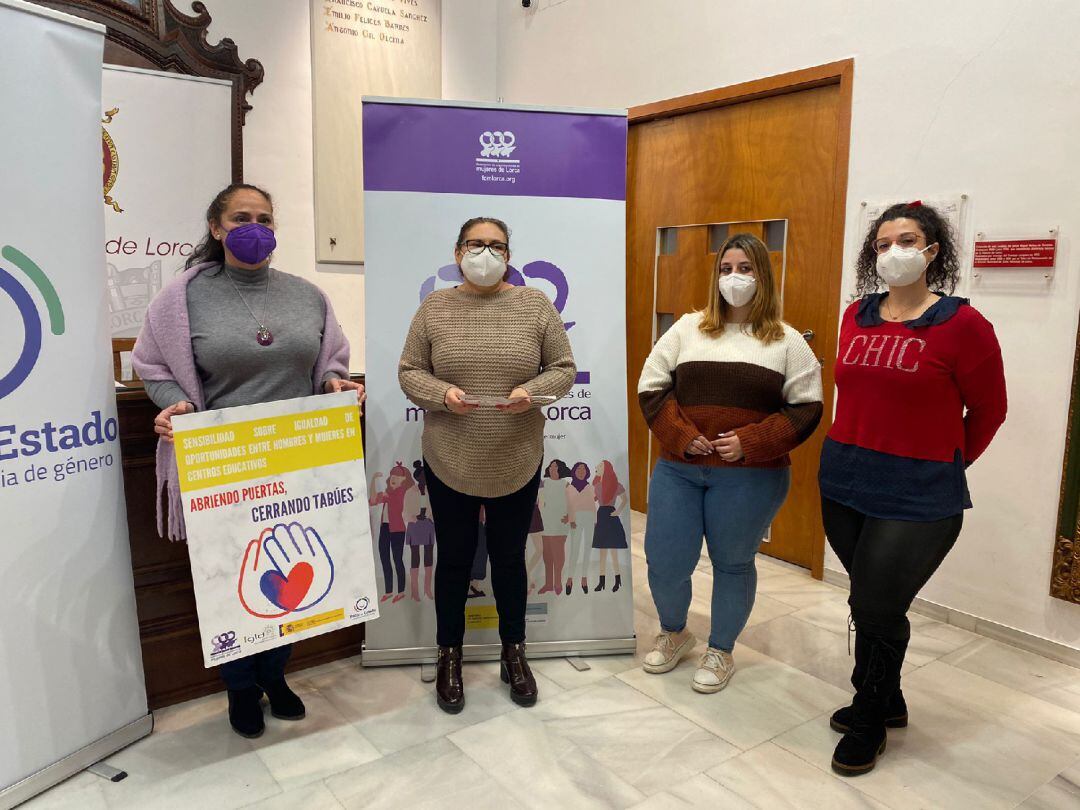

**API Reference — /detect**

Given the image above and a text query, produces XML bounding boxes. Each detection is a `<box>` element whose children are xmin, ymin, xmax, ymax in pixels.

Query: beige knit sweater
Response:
<box><xmin>399</xmin><ymin>285</ymin><xmax>577</xmax><ymax>498</ymax></box>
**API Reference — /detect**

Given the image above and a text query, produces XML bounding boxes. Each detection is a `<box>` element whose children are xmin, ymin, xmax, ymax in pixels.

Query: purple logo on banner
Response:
<box><xmin>211</xmin><ymin>631</ymin><xmax>237</xmax><ymax>656</ymax></box>
<box><xmin>363</xmin><ymin>103</ymin><xmax>627</xmax><ymax>201</ymax></box>
<box><xmin>421</xmin><ymin>261</ymin><xmax>591</xmax><ymax>385</ymax></box>
<box><xmin>420</xmin><ymin>260</ymin><xmax>575</xmax><ymax>331</ymax></box>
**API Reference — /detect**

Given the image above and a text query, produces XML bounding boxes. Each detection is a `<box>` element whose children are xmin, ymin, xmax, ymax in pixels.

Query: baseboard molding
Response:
<box><xmin>822</xmin><ymin>568</ymin><xmax>1080</xmax><ymax>669</ymax></box>
<box><xmin>1</xmin><ymin>713</ymin><xmax>153</xmax><ymax>810</ymax></box>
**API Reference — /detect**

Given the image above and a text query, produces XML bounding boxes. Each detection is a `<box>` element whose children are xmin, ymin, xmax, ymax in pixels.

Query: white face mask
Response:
<box><xmin>876</xmin><ymin>243</ymin><xmax>935</xmax><ymax>287</ymax></box>
<box><xmin>460</xmin><ymin>249</ymin><xmax>507</xmax><ymax>288</ymax></box>
<box><xmin>718</xmin><ymin>273</ymin><xmax>757</xmax><ymax>307</ymax></box>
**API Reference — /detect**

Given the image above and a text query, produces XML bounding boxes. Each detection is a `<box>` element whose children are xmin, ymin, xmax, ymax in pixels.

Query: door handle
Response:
<box><xmin>801</xmin><ymin>329</ymin><xmax>815</xmax><ymax>342</ymax></box>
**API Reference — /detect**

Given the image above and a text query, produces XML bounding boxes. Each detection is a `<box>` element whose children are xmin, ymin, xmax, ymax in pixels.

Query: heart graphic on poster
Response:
<box><xmin>260</xmin><ymin>563</ymin><xmax>314</xmax><ymax>611</ymax></box>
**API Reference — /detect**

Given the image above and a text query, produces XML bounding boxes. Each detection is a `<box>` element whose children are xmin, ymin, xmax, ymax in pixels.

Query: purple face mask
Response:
<box><xmin>224</xmin><ymin>222</ymin><xmax>277</xmax><ymax>265</ymax></box>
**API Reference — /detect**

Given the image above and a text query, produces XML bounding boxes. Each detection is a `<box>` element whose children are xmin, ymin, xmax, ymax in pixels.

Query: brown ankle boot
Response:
<box><xmin>435</xmin><ymin>645</ymin><xmax>464</xmax><ymax>714</ymax></box>
<box><xmin>500</xmin><ymin>642</ymin><xmax>538</xmax><ymax>707</ymax></box>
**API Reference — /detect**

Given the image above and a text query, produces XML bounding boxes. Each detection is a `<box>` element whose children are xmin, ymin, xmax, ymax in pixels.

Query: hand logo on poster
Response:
<box><xmin>237</xmin><ymin>522</ymin><xmax>336</xmax><ymax>618</ymax></box>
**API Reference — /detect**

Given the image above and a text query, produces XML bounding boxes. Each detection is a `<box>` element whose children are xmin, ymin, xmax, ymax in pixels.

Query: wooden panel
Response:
<box><xmin>118</xmin><ymin>380</ymin><xmax>366</xmax><ymax>709</ymax></box>
<box><xmin>627</xmin><ymin>62</ymin><xmax>853</xmax><ymax>576</ymax></box>
<box><xmin>631</xmin><ymin>60</ymin><xmax>855</xmax><ymax>123</ymax></box>
<box><xmin>730</xmin><ymin>221</ymin><xmax>764</xmax><ymax>239</ymax></box>
<box><xmin>655</xmin><ymin>226</ymin><xmax>711</xmax><ymax>315</ymax></box>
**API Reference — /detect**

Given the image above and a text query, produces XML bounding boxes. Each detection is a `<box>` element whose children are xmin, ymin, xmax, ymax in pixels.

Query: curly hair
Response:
<box><xmin>544</xmin><ymin>459</ymin><xmax>572</xmax><ymax>479</ymax></box>
<box><xmin>855</xmin><ymin>202</ymin><xmax>960</xmax><ymax>295</ymax></box>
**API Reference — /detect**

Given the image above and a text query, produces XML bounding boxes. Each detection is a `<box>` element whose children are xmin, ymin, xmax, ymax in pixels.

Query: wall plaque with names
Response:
<box><xmin>972</xmin><ymin>236</ymin><xmax>1057</xmax><ymax>269</ymax></box>
<box><xmin>310</xmin><ymin>0</ymin><xmax>442</xmax><ymax>265</ymax></box>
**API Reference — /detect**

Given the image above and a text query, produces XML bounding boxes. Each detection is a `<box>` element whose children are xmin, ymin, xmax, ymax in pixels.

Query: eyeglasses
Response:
<box><xmin>873</xmin><ymin>233</ymin><xmax>924</xmax><ymax>254</ymax></box>
<box><xmin>460</xmin><ymin>239</ymin><xmax>509</xmax><ymax>258</ymax></box>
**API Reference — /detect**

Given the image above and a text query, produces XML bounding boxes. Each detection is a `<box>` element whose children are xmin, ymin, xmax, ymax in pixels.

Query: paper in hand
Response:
<box><xmin>459</xmin><ymin>394</ymin><xmax>560</xmax><ymax>407</ymax></box>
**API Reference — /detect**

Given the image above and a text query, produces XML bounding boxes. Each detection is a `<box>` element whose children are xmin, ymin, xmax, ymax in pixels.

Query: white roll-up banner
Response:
<box><xmin>101</xmin><ymin>65</ymin><xmax>232</xmax><ymax>342</ymax></box>
<box><xmin>0</xmin><ymin>1</ymin><xmax>150</xmax><ymax>806</ymax></box>
<box><xmin>361</xmin><ymin>98</ymin><xmax>635</xmax><ymax>664</ymax></box>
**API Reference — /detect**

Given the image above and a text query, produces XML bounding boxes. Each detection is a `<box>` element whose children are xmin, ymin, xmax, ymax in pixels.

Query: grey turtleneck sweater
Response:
<box><xmin>144</xmin><ymin>264</ymin><xmax>336</xmax><ymax>411</ymax></box>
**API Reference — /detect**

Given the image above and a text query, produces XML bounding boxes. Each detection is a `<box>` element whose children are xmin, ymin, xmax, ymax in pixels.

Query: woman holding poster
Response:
<box><xmin>133</xmin><ymin>183</ymin><xmax>364</xmax><ymax>739</ymax></box>
<box><xmin>636</xmin><ymin>233</ymin><xmax>822</xmax><ymax>695</ymax></box>
<box><xmin>399</xmin><ymin>217</ymin><xmax>577</xmax><ymax>714</ymax></box>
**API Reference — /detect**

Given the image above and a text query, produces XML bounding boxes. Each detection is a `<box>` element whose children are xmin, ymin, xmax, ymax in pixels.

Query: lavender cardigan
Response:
<box><xmin>131</xmin><ymin>261</ymin><xmax>350</xmax><ymax>541</ymax></box>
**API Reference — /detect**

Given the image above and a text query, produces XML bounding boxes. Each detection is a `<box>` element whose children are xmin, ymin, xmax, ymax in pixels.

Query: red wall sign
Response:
<box><xmin>972</xmin><ymin>238</ymin><xmax>1057</xmax><ymax>269</ymax></box>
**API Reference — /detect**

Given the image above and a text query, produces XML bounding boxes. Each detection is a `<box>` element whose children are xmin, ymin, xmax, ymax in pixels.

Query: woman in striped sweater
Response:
<box><xmin>637</xmin><ymin>233</ymin><xmax>823</xmax><ymax>693</ymax></box>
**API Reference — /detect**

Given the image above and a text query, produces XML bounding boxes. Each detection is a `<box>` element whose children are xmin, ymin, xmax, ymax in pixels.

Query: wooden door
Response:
<box><xmin>627</xmin><ymin>62</ymin><xmax>853</xmax><ymax>576</ymax></box>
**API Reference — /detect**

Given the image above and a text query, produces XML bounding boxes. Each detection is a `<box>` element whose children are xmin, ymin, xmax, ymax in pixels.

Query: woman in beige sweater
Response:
<box><xmin>398</xmin><ymin>216</ymin><xmax>577</xmax><ymax>713</ymax></box>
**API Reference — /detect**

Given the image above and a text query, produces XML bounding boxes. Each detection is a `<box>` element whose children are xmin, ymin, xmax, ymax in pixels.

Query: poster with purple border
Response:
<box><xmin>362</xmin><ymin>98</ymin><xmax>634</xmax><ymax>664</ymax></box>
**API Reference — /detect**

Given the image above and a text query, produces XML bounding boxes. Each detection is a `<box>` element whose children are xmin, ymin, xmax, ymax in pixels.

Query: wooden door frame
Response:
<box><xmin>626</xmin><ymin>59</ymin><xmax>854</xmax><ymax>580</ymax></box>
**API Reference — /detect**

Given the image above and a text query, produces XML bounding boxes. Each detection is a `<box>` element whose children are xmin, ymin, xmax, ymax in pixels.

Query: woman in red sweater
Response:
<box><xmin>820</xmin><ymin>201</ymin><xmax>1007</xmax><ymax>776</ymax></box>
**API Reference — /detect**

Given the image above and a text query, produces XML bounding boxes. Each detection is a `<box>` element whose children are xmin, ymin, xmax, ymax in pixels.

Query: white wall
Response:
<box><xmin>443</xmin><ymin>0</ymin><xmax>497</xmax><ymax>100</ymax></box>
<box><xmin>496</xmin><ymin>0</ymin><xmax>1080</xmax><ymax>649</ymax></box>
<box><xmin>203</xmin><ymin>0</ymin><xmax>496</xmax><ymax>373</ymax></box>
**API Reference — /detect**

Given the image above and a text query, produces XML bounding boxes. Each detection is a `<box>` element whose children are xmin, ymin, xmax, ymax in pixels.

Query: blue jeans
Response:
<box><xmin>645</xmin><ymin>459</ymin><xmax>791</xmax><ymax>652</ymax></box>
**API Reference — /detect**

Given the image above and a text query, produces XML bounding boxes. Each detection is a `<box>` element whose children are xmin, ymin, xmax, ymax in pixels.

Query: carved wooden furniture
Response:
<box><xmin>34</xmin><ymin>0</ymin><xmax>263</xmax><ymax>180</ymax></box>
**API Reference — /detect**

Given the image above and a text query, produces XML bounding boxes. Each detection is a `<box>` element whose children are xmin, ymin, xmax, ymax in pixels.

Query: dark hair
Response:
<box><xmin>186</xmin><ymin>183</ymin><xmax>274</xmax><ymax>269</ymax></box>
<box><xmin>570</xmin><ymin>461</ymin><xmax>591</xmax><ymax>491</ymax></box>
<box><xmin>412</xmin><ymin>460</ymin><xmax>426</xmax><ymax>495</ymax></box>
<box><xmin>455</xmin><ymin>216</ymin><xmax>510</xmax><ymax>248</ymax></box>
<box><xmin>545</xmin><ymin>459</ymin><xmax>572</xmax><ymax>480</ymax></box>
<box><xmin>855</xmin><ymin>202</ymin><xmax>960</xmax><ymax>295</ymax></box>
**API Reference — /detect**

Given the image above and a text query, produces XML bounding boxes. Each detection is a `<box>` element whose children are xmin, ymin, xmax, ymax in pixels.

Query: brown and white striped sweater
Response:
<box><xmin>638</xmin><ymin>315</ymin><xmax>823</xmax><ymax>468</ymax></box>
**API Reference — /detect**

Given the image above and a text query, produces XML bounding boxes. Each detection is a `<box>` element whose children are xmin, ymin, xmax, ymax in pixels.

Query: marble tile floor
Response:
<box><xmin>24</xmin><ymin>513</ymin><xmax>1080</xmax><ymax>810</ymax></box>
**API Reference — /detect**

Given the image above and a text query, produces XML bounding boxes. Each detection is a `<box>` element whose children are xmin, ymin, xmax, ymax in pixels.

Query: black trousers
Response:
<box><xmin>219</xmin><ymin>645</ymin><xmax>292</xmax><ymax>691</ymax></box>
<box><xmin>425</xmin><ymin>460</ymin><xmax>541</xmax><ymax>646</ymax></box>
<box><xmin>822</xmin><ymin>497</ymin><xmax>963</xmax><ymax>643</ymax></box>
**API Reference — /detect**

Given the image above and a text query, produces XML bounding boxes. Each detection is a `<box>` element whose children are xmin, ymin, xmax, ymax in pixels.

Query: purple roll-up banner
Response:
<box><xmin>362</xmin><ymin>98</ymin><xmax>634</xmax><ymax>666</ymax></box>
<box><xmin>362</xmin><ymin>101</ymin><xmax>627</xmax><ymax>201</ymax></box>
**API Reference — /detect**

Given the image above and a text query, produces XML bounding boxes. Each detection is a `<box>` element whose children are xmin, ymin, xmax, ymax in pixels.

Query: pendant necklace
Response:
<box><xmin>226</xmin><ymin>269</ymin><xmax>274</xmax><ymax>346</ymax></box>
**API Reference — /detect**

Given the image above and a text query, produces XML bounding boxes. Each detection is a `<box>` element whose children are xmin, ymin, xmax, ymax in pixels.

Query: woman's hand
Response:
<box><xmin>499</xmin><ymin>387</ymin><xmax>533</xmax><ymax>414</ymax></box>
<box><xmin>685</xmin><ymin>435</ymin><xmax>714</xmax><ymax>456</ymax></box>
<box><xmin>324</xmin><ymin>378</ymin><xmax>366</xmax><ymax>415</ymax></box>
<box><xmin>445</xmin><ymin>387</ymin><xmax>478</xmax><ymax>415</ymax></box>
<box><xmin>712</xmin><ymin>431</ymin><xmax>744</xmax><ymax>462</ymax></box>
<box><xmin>154</xmin><ymin>400</ymin><xmax>194</xmax><ymax>444</ymax></box>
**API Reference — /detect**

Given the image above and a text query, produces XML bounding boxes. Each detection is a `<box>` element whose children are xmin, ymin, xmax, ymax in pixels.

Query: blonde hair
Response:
<box><xmin>698</xmin><ymin>232</ymin><xmax>784</xmax><ymax>343</ymax></box>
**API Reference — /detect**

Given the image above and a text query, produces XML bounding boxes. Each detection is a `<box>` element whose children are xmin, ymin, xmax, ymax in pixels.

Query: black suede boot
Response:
<box><xmin>612</xmin><ymin>574</ymin><xmax>622</xmax><ymax>593</ymax></box>
<box><xmin>595</xmin><ymin>575</ymin><xmax>606</xmax><ymax>592</ymax></box>
<box><xmin>227</xmin><ymin>686</ymin><xmax>265</xmax><ymax>738</ymax></box>
<box><xmin>258</xmin><ymin>678</ymin><xmax>306</xmax><ymax>721</ymax></box>
<box><xmin>831</xmin><ymin>691</ymin><xmax>908</xmax><ymax>733</ymax></box>
<box><xmin>832</xmin><ymin>635</ymin><xmax>904</xmax><ymax>776</ymax></box>
<box><xmin>831</xmin><ymin>632</ymin><xmax>908</xmax><ymax>732</ymax></box>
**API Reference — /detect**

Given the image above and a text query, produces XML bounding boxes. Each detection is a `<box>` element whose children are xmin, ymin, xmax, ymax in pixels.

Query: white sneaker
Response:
<box><xmin>692</xmin><ymin>647</ymin><xmax>735</xmax><ymax>693</ymax></box>
<box><xmin>643</xmin><ymin>630</ymin><xmax>696</xmax><ymax>674</ymax></box>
